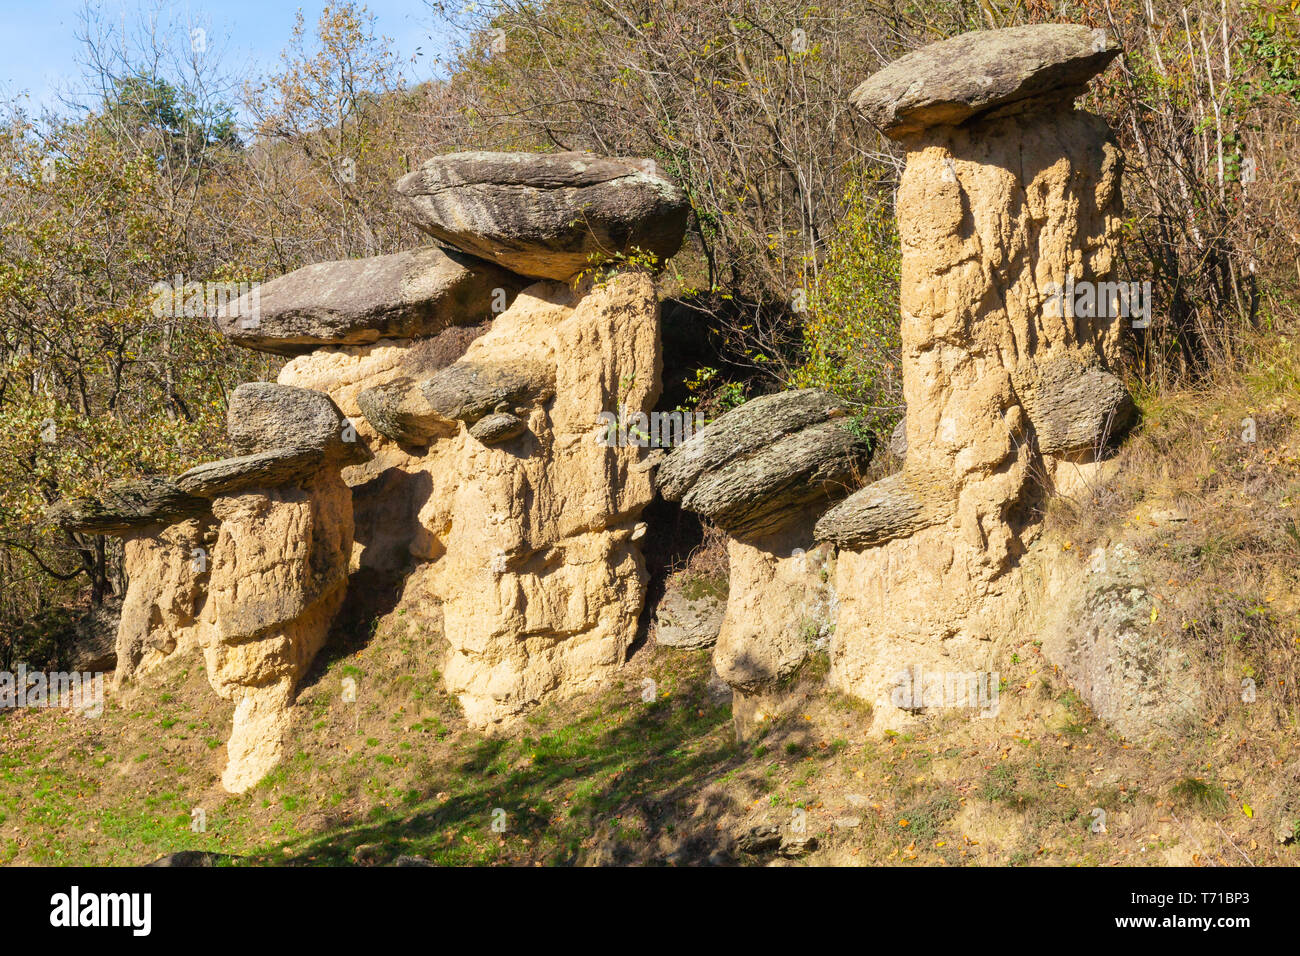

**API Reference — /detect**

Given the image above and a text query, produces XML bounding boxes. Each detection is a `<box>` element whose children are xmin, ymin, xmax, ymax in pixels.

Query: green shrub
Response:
<box><xmin>789</xmin><ymin>176</ymin><xmax>902</xmax><ymax>433</ymax></box>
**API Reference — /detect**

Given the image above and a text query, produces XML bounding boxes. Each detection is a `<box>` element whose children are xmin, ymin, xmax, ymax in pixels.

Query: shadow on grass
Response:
<box><xmin>255</xmin><ymin>678</ymin><xmax>747</xmax><ymax>867</ymax></box>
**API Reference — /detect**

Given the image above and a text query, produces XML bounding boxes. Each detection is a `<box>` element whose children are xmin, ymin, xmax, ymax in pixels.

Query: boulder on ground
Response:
<box><xmin>146</xmin><ymin>851</ymin><xmax>239</xmax><ymax>867</ymax></box>
<box><xmin>654</xmin><ymin>572</ymin><xmax>727</xmax><ymax>649</ymax></box>
<box><xmin>393</xmin><ymin>151</ymin><xmax>690</xmax><ymax>280</ymax></box>
<box><xmin>70</xmin><ymin>601</ymin><xmax>121</xmax><ymax>672</ymax></box>
<box><xmin>1036</xmin><ymin>542</ymin><xmax>1204</xmax><ymax>740</ymax></box>
<box><xmin>849</xmin><ymin>24</ymin><xmax>1121</xmax><ymax>138</ymax></box>
<box><xmin>217</xmin><ymin>247</ymin><xmax>526</xmax><ymax>355</ymax></box>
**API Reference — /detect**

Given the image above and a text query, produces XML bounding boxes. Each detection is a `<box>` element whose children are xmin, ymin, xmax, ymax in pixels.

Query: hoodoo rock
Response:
<box><xmin>194</xmin><ymin>383</ymin><xmax>361</xmax><ymax>790</ymax></box>
<box><xmin>50</xmin><ymin>383</ymin><xmax>362</xmax><ymax>792</ymax></box>
<box><xmin>202</xmin><ymin>465</ymin><xmax>353</xmax><ymax>792</ymax></box>
<box><xmin>298</xmin><ymin>273</ymin><xmax>663</xmax><ymax>727</ymax></box>
<box><xmin>849</xmin><ymin>24</ymin><xmax>1121</xmax><ymax>138</ymax></box>
<box><xmin>217</xmin><ymin>247</ymin><xmax>526</xmax><ymax>355</ymax></box>
<box><xmin>822</xmin><ymin>25</ymin><xmax>1135</xmax><ymax>726</ymax></box>
<box><xmin>50</xmin><ymin>147</ymin><xmax>689</xmax><ymax>786</ymax></box>
<box><xmin>393</xmin><ymin>151</ymin><xmax>690</xmax><ymax>280</ymax></box>
<box><xmin>658</xmin><ymin>389</ymin><xmax>870</xmax><ymax>724</ymax></box>
<box><xmin>272</xmin><ymin>149</ymin><xmax>685</xmax><ymax>729</ymax></box>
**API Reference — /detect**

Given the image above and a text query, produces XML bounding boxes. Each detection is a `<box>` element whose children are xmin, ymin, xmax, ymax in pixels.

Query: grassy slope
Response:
<box><xmin>1</xmin><ymin>340</ymin><xmax>1298</xmax><ymax>867</ymax></box>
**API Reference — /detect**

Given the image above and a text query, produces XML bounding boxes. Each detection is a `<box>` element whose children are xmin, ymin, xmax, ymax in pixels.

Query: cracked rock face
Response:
<box><xmin>393</xmin><ymin>151</ymin><xmax>690</xmax><ymax>280</ymax></box>
<box><xmin>217</xmin><ymin>246</ymin><xmax>526</xmax><ymax>355</ymax></box>
<box><xmin>822</xmin><ymin>26</ymin><xmax>1133</xmax><ymax>724</ymax></box>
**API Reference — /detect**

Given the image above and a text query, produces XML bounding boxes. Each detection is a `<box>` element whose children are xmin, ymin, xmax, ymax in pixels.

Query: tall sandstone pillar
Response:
<box><xmin>817</xmin><ymin>25</ymin><xmax>1136</xmax><ymax>723</ymax></box>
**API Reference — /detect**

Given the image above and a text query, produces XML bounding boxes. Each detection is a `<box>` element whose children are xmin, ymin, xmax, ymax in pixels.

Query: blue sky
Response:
<box><xmin>0</xmin><ymin>0</ymin><xmax>458</xmax><ymax>116</ymax></box>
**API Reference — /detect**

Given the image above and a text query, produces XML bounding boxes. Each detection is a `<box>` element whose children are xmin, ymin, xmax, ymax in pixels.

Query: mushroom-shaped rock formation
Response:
<box><xmin>657</xmin><ymin>389</ymin><xmax>872</xmax><ymax>728</ymax></box>
<box><xmin>393</xmin><ymin>151</ymin><xmax>690</xmax><ymax>280</ymax></box>
<box><xmin>820</xmin><ymin>24</ymin><xmax>1135</xmax><ymax>726</ymax></box>
<box><xmin>47</xmin><ymin>382</ymin><xmax>363</xmax><ymax>792</ymax></box>
<box><xmin>282</xmin><ymin>269</ymin><xmax>665</xmax><ymax>727</ymax></box>
<box><xmin>197</xmin><ymin>382</ymin><xmax>360</xmax><ymax>791</ymax></box>
<box><xmin>656</xmin><ymin>389</ymin><xmax>869</xmax><ymax>538</ymax></box>
<box><xmin>46</xmin><ymin>147</ymin><xmax>688</xmax><ymax>786</ymax></box>
<box><xmin>217</xmin><ymin>246</ymin><xmax>527</xmax><ymax>355</ymax></box>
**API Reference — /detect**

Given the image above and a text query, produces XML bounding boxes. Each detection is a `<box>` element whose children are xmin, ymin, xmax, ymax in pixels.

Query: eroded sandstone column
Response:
<box><xmin>117</xmin><ymin>517</ymin><xmax>214</xmax><ymax>685</ymax></box>
<box><xmin>391</xmin><ymin>273</ymin><xmax>663</xmax><ymax>725</ymax></box>
<box><xmin>47</xmin><ymin>382</ymin><xmax>364</xmax><ymax>791</ymax></box>
<box><xmin>817</xmin><ymin>25</ymin><xmax>1135</xmax><ymax>725</ymax></box>
<box><xmin>657</xmin><ymin>389</ymin><xmax>871</xmax><ymax>733</ymax></box>
<box><xmin>281</xmin><ymin>151</ymin><xmax>691</xmax><ymax>726</ymax></box>
<box><xmin>48</xmin><ymin>477</ymin><xmax>213</xmax><ymax>688</ymax></box>
<box><xmin>177</xmin><ymin>382</ymin><xmax>364</xmax><ymax>790</ymax></box>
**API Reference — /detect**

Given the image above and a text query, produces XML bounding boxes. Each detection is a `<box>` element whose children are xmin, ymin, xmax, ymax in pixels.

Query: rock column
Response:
<box><xmin>816</xmin><ymin>25</ymin><xmax>1135</xmax><ymax>724</ymax></box>
<box><xmin>657</xmin><ymin>389</ymin><xmax>872</xmax><ymax>732</ymax></box>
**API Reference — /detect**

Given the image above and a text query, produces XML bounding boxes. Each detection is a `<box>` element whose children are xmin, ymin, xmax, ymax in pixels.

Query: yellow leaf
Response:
<box><xmin>1243</xmin><ymin>804</ymin><xmax>1253</xmax><ymax>818</ymax></box>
